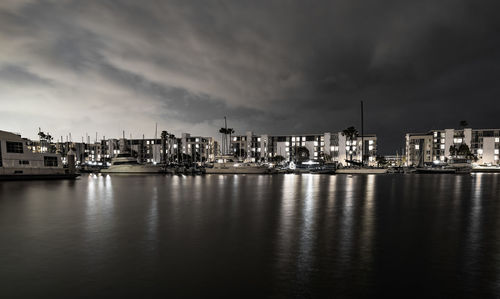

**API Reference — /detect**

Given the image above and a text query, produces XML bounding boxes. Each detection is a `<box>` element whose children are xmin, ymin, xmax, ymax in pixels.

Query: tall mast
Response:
<box><xmin>224</xmin><ymin>116</ymin><xmax>228</xmax><ymax>155</ymax></box>
<box><xmin>361</xmin><ymin>100</ymin><xmax>364</xmax><ymax>165</ymax></box>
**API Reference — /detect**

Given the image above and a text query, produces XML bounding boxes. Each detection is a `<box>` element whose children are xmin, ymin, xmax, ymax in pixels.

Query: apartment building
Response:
<box><xmin>229</xmin><ymin>131</ymin><xmax>379</xmax><ymax>166</ymax></box>
<box><xmin>405</xmin><ymin>128</ymin><xmax>500</xmax><ymax>166</ymax></box>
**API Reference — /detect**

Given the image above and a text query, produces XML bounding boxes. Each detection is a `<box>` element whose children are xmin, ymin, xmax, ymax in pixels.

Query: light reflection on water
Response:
<box><xmin>0</xmin><ymin>173</ymin><xmax>499</xmax><ymax>297</ymax></box>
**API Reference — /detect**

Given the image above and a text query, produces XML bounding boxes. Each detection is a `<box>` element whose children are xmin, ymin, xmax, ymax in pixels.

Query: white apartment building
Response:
<box><xmin>405</xmin><ymin>128</ymin><xmax>500</xmax><ymax>166</ymax></box>
<box><xmin>230</xmin><ymin>131</ymin><xmax>379</xmax><ymax>166</ymax></box>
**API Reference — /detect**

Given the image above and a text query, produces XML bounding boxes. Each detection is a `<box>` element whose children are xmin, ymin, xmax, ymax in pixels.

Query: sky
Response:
<box><xmin>0</xmin><ymin>0</ymin><xmax>499</xmax><ymax>154</ymax></box>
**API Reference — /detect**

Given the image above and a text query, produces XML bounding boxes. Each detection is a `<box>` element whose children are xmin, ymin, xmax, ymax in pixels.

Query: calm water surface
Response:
<box><xmin>1</xmin><ymin>174</ymin><xmax>499</xmax><ymax>298</ymax></box>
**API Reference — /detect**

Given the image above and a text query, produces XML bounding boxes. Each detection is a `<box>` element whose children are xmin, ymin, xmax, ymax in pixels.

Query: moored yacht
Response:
<box><xmin>0</xmin><ymin>130</ymin><xmax>78</xmax><ymax>180</ymax></box>
<box><xmin>101</xmin><ymin>153</ymin><xmax>163</xmax><ymax>173</ymax></box>
<box><xmin>205</xmin><ymin>157</ymin><xmax>276</xmax><ymax>174</ymax></box>
<box><xmin>335</xmin><ymin>167</ymin><xmax>388</xmax><ymax>174</ymax></box>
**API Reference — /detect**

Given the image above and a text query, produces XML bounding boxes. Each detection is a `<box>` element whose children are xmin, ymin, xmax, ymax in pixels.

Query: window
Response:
<box><xmin>414</xmin><ymin>144</ymin><xmax>420</xmax><ymax>150</ymax></box>
<box><xmin>18</xmin><ymin>160</ymin><xmax>29</xmax><ymax>165</ymax></box>
<box><xmin>0</xmin><ymin>142</ymin><xmax>2</xmax><ymax>167</ymax></box>
<box><xmin>369</xmin><ymin>140</ymin><xmax>374</xmax><ymax>145</ymax></box>
<box><xmin>477</xmin><ymin>149</ymin><xmax>483</xmax><ymax>155</ymax></box>
<box><xmin>44</xmin><ymin>156</ymin><xmax>58</xmax><ymax>167</ymax></box>
<box><xmin>6</xmin><ymin>141</ymin><xmax>23</xmax><ymax>153</ymax></box>
<box><xmin>496</xmin><ymin>138</ymin><xmax>499</xmax><ymax>143</ymax></box>
<box><xmin>440</xmin><ymin>144</ymin><xmax>445</xmax><ymax>149</ymax></box>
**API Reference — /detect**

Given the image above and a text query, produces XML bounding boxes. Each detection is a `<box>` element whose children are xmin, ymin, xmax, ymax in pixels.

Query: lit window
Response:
<box><xmin>346</xmin><ymin>141</ymin><xmax>351</xmax><ymax>145</ymax></box>
<box><xmin>314</xmin><ymin>152</ymin><xmax>318</xmax><ymax>156</ymax></box>
<box><xmin>352</xmin><ymin>146</ymin><xmax>356</xmax><ymax>151</ymax></box>
<box><xmin>477</xmin><ymin>149</ymin><xmax>483</xmax><ymax>155</ymax></box>
<box><xmin>369</xmin><ymin>145</ymin><xmax>374</xmax><ymax>151</ymax></box>
<box><xmin>196</xmin><ymin>144</ymin><xmax>199</xmax><ymax>148</ymax></box>
<box><xmin>285</xmin><ymin>148</ymin><xmax>289</xmax><ymax>152</ymax></box>
<box><xmin>495</xmin><ymin>155</ymin><xmax>499</xmax><ymax>161</ymax></box>
<box><xmin>495</xmin><ymin>149</ymin><xmax>499</xmax><ymax>154</ymax></box>
<box><xmin>233</xmin><ymin>137</ymin><xmax>237</xmax><ymax>141</ymax></box>
<box><xmin>495</xmin><ymin>138</ymin><xmax>500</xmax><ymax>143</ymax></box>
<box><xmin>352</xmin><ymin>141</ymin><xmax>357</xmax><ymax>145</ymax></box>
<box><xmin>440</xmin><ymin>144</ymin><xmax>445</xmax><ymax>149</ymax></box>
<box><xmin>441</xmin><ymin>139</ymin><xmax>445</xmax><ymax>144</ymax></box>
<box><xmin>302</xmin><ymin>137</ymin><xmax>306</xmax><ymax>142</ymax></box>
<box><xmin>257</xmin><ymin>148</ymin><xmax>261</xmax><ymax>152</ymax></box>
<box><xmin>434</xmin><ymin>132</ymin><xmax>438</xmax><ymax>137</ymax></box>
<box><xmin>292</xmin><ymin>137</ymin><xmax>296</xmax><ymax>141</ymax></box>
<box><xmin>440</xmin><ymin>156</ymin><xmax>445</xmax><ymax>161</ymax></box>
<box><xmin>330</xmin><ymin>146</ymin><xmax>335</xmax><ymax>151</ymax></box>
<box><xmin>285</xmin><ymin>142</ymin><xmax>290</xmax><ymax>146</ymax></box>
<box><xmin>369</xmin><ymin>140</ymin><xmax>374</xmax><ymax>145</ymax></box>
<box><xmin>415</xmin><ymin>144</ymin><xmax>420</xmax><ymax>150</ymax></box>
<box><xmin>314</xmin><ymin>141</ymin><xmax>318</xmax><ymax>146</ymax></box>
<box><xmin>257</xmin><ymin>138</ymin><xmax>261</xmax><ymax>142</ymax></box>
<box><xmin>441</xmin><ymin>132</ymin><xmax>446</xmax><ymax>137</ymax></box>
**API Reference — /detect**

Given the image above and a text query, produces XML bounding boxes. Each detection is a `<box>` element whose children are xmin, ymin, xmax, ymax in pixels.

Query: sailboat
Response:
<box><xmin>335</xmin><ymin>101</ymin><xmax>388</xmax><ymax>174</ymax></box>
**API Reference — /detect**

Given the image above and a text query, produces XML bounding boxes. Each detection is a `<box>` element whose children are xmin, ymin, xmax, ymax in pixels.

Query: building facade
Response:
<box><xmin>229</xmin><ymin>131</ymin><xmax>379</xmax><ymax>166</ymax></box>
<box><xmin>405</xmin><ymin>128</ymin><xmax>500</xmax><ymax>166</ymax></box>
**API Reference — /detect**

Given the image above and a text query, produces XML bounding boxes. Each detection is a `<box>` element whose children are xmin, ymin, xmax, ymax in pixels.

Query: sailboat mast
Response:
<box><xmin>224</xmin><ymin>116</ymin><xmax>228</xmax><ymax>155</ymax></box>
<box><xmin>361</xmin><ymin>100</ymin><xmax>364</xmax><ymax>165</ymax></box>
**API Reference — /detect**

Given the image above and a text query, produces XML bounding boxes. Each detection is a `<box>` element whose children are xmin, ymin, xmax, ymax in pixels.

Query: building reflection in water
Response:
<box><xmin>337</xmin><ymin>175</ymin><xmax>356</xmax><ymax>267</ymax></box>
<box><xmin>465</xmin><ymin>174</ymin><xmax>484</xmax><ymax>272</ymax></box>
<box><xmin>85</xmin><ymin>174</ymin><xmax>115</xmax><ymax>265</ymax></box>
<box><xmin>146</xmin><ymin>186</ymin><xmax>158</xmax><ymax>246</ymax></box>
<box><xmin>359</xmin><ymin>175</ymin><xmax>375</xmax><ymax>267</ymax></box>
<box><xmin>275</xmin><ymin>174</ymin><xmax>299</xmax><ymax>280</ymax></box>
<box><xmin>296</xmin><ymin>174</ymin><xmax>319</xmax><ymax>284</ymax></box>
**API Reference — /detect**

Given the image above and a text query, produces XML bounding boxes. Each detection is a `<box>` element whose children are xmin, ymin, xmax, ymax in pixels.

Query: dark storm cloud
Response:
<box><xmin>1</xmin><ymin>0</ymin><xmax>499</xmax><ymax>152</ymax></box>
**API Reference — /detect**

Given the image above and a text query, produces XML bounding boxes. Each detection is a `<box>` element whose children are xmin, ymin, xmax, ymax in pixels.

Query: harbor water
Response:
<box><xmin>1</xmin><ymin>174</ymin><xmax>499</xmax><ymax>297</ymax></box>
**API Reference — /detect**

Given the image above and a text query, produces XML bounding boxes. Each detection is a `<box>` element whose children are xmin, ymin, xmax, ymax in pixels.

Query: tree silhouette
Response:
<box><xmin>342</xmin><ymin>126</ymin><xmax>359</xmax><ymax>164</ymax></box>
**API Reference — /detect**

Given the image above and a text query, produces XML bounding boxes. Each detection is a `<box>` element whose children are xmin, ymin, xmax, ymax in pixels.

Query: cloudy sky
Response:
<box><xmin>1</xmin><ymin>0</ymin><xmax>499</xmax><ymax>153</ymax></box>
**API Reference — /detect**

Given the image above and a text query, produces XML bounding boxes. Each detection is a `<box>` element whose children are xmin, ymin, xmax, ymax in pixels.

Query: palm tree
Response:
<box><xmin>227</xmin><ymin>128</ymin><xmax>235</xmax><ymax>155</ymax></box>
<box><xmin>38</xmin><ymin>130</ymin><xmax>46</xmax><ymax>153</ymax></box>
<box><xmin>342</xmin><ymin>126</ymin><xmax>359</xmax><ymax>164</ymax></box>
<box><xmin>219</xmin><ymin>127</ymin><xmax>227</xmax><ymax>155</ymax></box>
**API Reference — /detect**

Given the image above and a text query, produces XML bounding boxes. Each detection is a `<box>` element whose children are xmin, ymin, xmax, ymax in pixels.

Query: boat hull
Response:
<box><xmin>205</xmin><ymin>168</ymin><xmax>274</xmax><ymax>174</ymax></box>
<box><xmin>415</xmin><ymin>168</ymin><xmax>456</xmax><ymax>174</ymax></box>
<box><xmin>336</xmin><ymin>168</ymin><xmax>388</xmax><ymax>174</ymax></box>
<box><xmin>101</xmin><ymin>165</ymin><xmax>163</xmax><ymax>173</ymax></box>
<box><xmin>0</xmin><ymin>173</ymin><xmax>80</xmax><ymax>181</ymax></box>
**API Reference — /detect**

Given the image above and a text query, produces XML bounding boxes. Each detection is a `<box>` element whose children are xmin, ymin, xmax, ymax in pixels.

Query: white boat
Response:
<box><xmin>0</xmin><ymin>130</ymin><xmax>78</xmax><ymax>180</ymax></box>
<box><xmin>101</xmin><ymin>153</ymin><xmax>163</xmax><ymax>173</ymax></box>
<box><xmin>472</xmin><ymin>165</ymin><xmax>500</xmax><ymax>173</ymax></box>
<box><xmin>335</xmin><ymin>167</ymin><xmax>388</xmax><ymax>174</ymax></box>
<box><xmin>205</xmin><ymin>161</ymin><xmax>276</xmax><ymax>174</ymax></box>
<box><xmin>416</xmin><ymin>158</ymin><xmax>472</xmax><ymax>174</ymax></box>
